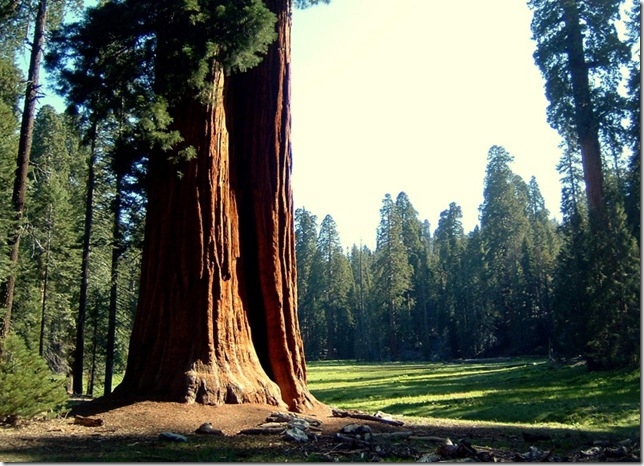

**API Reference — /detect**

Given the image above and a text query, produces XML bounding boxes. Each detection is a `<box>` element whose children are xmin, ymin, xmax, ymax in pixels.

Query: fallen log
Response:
<box><xmin>73</xmin><ymin>415</ymin><xmax>103</xmax><ymax>427</ymax></box>
<box><xmin>408</xmin><ymin>435</ymin><xmax>449</xmax><ymax>442</ymax></box>
<box><xmin>267</xmin><ymin>412</ymin><xmax>322</xmax><ymax>427</ymax></box>
<box><xmin>331</xmin><ymin>409</ymin><xmax>404</xmax><ymax>426</ymax></box>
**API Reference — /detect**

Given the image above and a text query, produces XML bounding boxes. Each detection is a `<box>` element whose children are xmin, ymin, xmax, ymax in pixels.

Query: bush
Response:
<box><xmin>0</xmin><ymin>333</ymin><xmax>68</xmax><ymax>418</ymax></box>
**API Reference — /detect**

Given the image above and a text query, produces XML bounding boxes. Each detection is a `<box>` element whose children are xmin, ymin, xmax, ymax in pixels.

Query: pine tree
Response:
<box><xmin>294</xmin><ymin>207</ymin><xmax>324</xmax><ymax>359</ymax></box>
<box><xmin>1</xmin><ymin>0</ymin><xmax>83</xmax><ymax>339</ymax></box>
<box><xmin>522</xmin><ymin>177</ymin><xmax>560</xmax><ymax>355</ymax></box>
<box><xmin>348</xmin><ymin>243</ymin><xmax>374</xmax><ymax>360</ymax></box>
<box><xmin>15</xmin><ymin>106</ymin><xmax>85</xmax><ymax>376</ymax></box>
<box><xmin>0</xmin><ymin>57</ymin><xmax>21</xmax><ymax>285</ymax></box>
<box><xmin>315</xmin><ymin>215</ymin><xmax>354</xmax><ymax>359</ymax></box>
<box><xmin>552</xmin><ymin>133</ymin><xmax>639</xmax><ymax>368</ymax></box>
<box><xmin>583</xmin><ymin>176</ymin><xmax>640</xmax><ymax>369</ymax></box>
<box><xmin>432</xmin><ymin>202</ymin><xmax>466</xmax><ymax>358</ymax></box>
<box><xmin>395</xmin><ymin>192</ymin><xmax>430</xmax><ymax>359</ymax></box>
<box><xmin>552</xmin><ymin>137</ymin><xmax>591</xmax><ymax>358</ymax></box>
<box><xmin>460</xmin><ymin>226</ymin><xmax>490</xmax><ymax>357</ymax></box>
<box><xmin>479</xmin><ymin>147</ymin><xmax>531</xmax><ymax>353</ymax></box>
<box><xmin>0</xmin><ymin>332</ymin><xmax>67</xmax><ymax>418</ymax></box>
<box><xmin>372</xmin><ymin>194</ymin><xmax>412</xmax><ymax>360</ymax></box>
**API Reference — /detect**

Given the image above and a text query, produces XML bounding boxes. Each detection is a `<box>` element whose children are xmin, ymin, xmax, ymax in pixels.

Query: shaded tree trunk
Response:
<box><xmin>73</xmin><ymin>125</ymin><xmax>97</xmax><ymax>395</ymax></box>
<box><xmin>1</xmin><ymin>0</ymin><xmax>47</xmax><ymax>340</ymax></box>
<box><xmin>104</xmin><ymin>170</ymin><xmax>123</xmax><ymax>396</ymax></box>
<box><xmin>116</xmin><ymin>0</ymin><xmax>315</xmax><ymax>410</ymax></box>
<box><xmin>38</xmin><ymin>220</ymin><xmax>53</xmax><ymax>357</ymax></box>
<box><xmin>226</xmin><ymin>0</ymin><xmax>314</xmax><ymax>411</ymax></box>
<box><xmin>561</xmin><ymin>0</ymin><xmax>605</xmax><ymax>227</ymax></box>
<box><xmin>87</xmin><ymin>307</ymin><xmax>99</xmax><ymax>397</ymax></box>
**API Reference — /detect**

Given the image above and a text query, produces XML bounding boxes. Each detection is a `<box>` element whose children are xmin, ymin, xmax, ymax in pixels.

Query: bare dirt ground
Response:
<box><xmin>0</xmin><ymin>399</ymin><xmax>639</xmax><ymax>462</ymax></box>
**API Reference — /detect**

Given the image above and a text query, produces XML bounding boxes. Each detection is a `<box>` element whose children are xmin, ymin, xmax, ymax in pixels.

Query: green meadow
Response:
<box><xmin>306</xmin><ymin>359</ymin><xmax>640</xmax><ymax>436</ymax></box>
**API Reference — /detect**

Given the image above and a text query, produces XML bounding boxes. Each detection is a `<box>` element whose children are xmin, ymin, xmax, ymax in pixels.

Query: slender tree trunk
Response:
<box><xmin>104</xmin><ymin>171</ymin><xmax>123</xmax><ymax>395</ymax></box>
<box><xmin>73</xmin><ymin>124</ymin><xmax>97</xmax><ymax>395</ymax></box>
<box><xmin>116</xmin><ymin>0</ymin><xmax>316</xmax><ymax>412</ymax></box>
<box><xmin>1</xmin><ymin>0</ymin><xmax>48</xmax><ymax>340</ymax></box>
<box><xmin>561</xmin><ymin>0</ymin><xmax>605</xmax><ymax>227</ymax></box>
<box><xmin>88</xmin><ymin>308</ymin><xmax>99</xmax><ymax>397</ymax></box>
<box><xmin>39</xmin><ymin>221</ymin><xmax>52</xmax><ymax>357</ymax></box>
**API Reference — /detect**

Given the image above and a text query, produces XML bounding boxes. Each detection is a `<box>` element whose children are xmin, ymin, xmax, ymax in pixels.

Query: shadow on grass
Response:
<box><xmin>0</xmin><ymin>432</ymin><xmax>302</xmax><ymax>462</ymax></box>
<box><xmin>308</xmin><ymin>360</ymin><xmax>640</xmax><ymax>434</ymax></box>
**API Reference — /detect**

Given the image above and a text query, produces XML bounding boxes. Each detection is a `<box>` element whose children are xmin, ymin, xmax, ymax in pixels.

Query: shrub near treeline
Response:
<box><xmin>0</xmin><ymin>333</ymin><xmax>67</xmax><ymax>418</ymax></box>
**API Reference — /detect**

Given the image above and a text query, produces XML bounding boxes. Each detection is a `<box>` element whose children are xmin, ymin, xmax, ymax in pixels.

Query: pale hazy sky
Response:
<box><xmin>290</xmin><ymin>0</ymin><xmax>563</xmax><ymax>250</ymax></box>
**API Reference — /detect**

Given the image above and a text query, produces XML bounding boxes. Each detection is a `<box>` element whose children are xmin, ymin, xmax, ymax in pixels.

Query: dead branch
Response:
<box><xmin>73</xmin><ymin>415</ymin><xmax>103</xmax><ymax>427</ymax></box>
<box><xmin>331</xmin><ymin>408</ymin><xmax>404</xmax><ymax>426</ymax></box>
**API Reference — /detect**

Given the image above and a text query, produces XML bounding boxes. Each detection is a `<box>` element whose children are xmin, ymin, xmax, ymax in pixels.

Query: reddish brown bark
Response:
<box><xmin>116</xmin><ymin>0</ymin><xmax>316</xmax><ymax>411</ymax></box>
<box><xmin>118</xmin><ymin>69</ymin><xmax>284</xmax><ymax>406</ymax></box>
<box><xmin>561</xmin><ymin>0</ymin><xmax>605</xmax><ymax>227</ymax></box>
<box><xmin>226</xmin><ymin>0</ymin><xmax>315</xmax><ymax>412</ymax></box>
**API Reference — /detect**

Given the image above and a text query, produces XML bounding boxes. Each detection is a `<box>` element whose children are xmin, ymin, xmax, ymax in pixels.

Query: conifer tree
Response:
<box><xmin>1</xmin><ymin>0</ymin><xmax>82</xmax><ymax>339</ymax></box>
<box><xmin>0</xmin><ymin>333</ymin><xmax>67</xmax><ymax>417</ymax></box>
<box><xmin>372</xmin><ymin>194</ymin><xmax>412</xmax><ymax>360</ymax></box>
<box><xmin>479</xmin><ymin>146</ymin><xmax>531</xmax><ymax>353</ymax></box>
<box><xmin>522</xmin><ymin>177</ymin><xmax>560</xmax><ymax>355</ymax></box>
<box><xmin>47</xmin><ymin>0</ymin><xmax>320</xmax><ymax>409</ymax></box>
<box><xmin>623</xmin><ymin>1</ymin><xmax>640</xmax><ymax>242</ymax></box>
<box><xmin>552</xmin><ymin>138</ymin><xmax>591</xmax><ymax>357</ymax></box>
<box><xmin>583</xmin><ymin>178</ymin><xmax>640</xmax><ymax>369</ymax></box>
<box><xmin>16</xmin><ymin>106</ymin><xmax>84</xmax><ymax>375</ymax></box>
<box><xmin>395</xmin><ymin>192</ymin><xmax>430</xmax><ymax>358</ymax></box>
<box><xmin>432</xmin><ymin>202</ymin><xmax>466</xmax><ymax>358</ymax></box>
<box><xmin>312</xmin><ymin>215</ymin><xmax>353</xmax><ymax>359</ymax></box>
<box><xmin>348</xmin><ymin>243</ymin><xmax>374</xmax><ymax>360</ymax></box>
<box><xmin>0</xmin><ymin>57</ymin><xmax>21</xmax><ymax>285</ymax></box>
<box><xmin>294</xmin><ymin>207</ymin><xmax>323</xmax><ymax>359</ymax></box>
<box><xmin>529</xmin><ymin>0</ymin><xmax>631</xmax><ymax>230</ymax></box>
<box><xmin>459</xmin><ymin>226</ymin><xmax>489</xmax><ymax>357</ymax></box>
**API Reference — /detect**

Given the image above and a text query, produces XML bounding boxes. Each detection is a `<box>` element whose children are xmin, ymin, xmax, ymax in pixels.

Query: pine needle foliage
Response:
<box><xmin>46</xmin><ymin>0</ymin><xmax>278</xmax><ymax>164</ymax></box>
<box><xmin>0</xmin><ymin>333</ymin><xmax>67</xmax><ymax>418</ymax></box>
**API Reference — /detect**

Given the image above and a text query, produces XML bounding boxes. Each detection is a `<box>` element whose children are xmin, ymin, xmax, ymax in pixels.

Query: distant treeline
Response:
<box><xmin>295</xmin><ymin>145</ymin><xmax>639</xmax><ymax>369</ymax></box>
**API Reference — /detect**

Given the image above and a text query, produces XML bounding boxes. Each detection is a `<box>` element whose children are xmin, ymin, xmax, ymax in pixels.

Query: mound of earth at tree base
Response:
<box><xmin>0</xmin><ymin>400</ymin><xmax>639</xmax><ymax>462</ymax></box>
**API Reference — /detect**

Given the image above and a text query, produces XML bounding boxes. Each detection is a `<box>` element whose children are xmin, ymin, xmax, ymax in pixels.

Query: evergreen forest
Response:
<box><xmin>0</xmin><ymin>0</ymin><xmax>639</xmax><ymax>411</ymax></box>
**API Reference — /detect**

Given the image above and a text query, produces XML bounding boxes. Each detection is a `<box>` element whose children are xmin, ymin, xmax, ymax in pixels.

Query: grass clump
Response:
<box><xmin>0</xmin><ymin>333</ymin><xmax>67</xmax><ymax>419</ymax></box>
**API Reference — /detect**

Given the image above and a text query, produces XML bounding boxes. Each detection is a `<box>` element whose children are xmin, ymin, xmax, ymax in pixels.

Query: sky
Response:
<box><xmin>290</xmin><ymin>0</ymin><xmax>564</xmax><ymax>250</ymax></box>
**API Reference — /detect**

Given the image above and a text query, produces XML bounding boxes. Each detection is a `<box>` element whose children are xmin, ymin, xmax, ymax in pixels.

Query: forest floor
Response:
<box><xmin>0</xmin><ymin>398</ymin><xmax>639</xmax><ymax>462</ymax></box>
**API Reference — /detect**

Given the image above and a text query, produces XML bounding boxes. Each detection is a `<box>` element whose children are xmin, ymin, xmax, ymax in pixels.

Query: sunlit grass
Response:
<box><xmin>306</xmin><ymin>359</ymin><xmax>640</xmax><ymax>434</ymax></box>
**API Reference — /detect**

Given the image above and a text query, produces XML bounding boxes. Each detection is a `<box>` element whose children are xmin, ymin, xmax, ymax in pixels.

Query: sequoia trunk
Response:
<box><xmin>116</xmin><ymin>0</ymin><xmax>315</xmax><ymax>411</ymax></box>
<box><xmin>562</xmin><ymin>0</ymin><xmax>605</xmax><ymax>227</ymax></box>
<box><xmin>226</xmin><ymin>0</ymin><xmax>314</xmax><ymax>412</ymax></box>
<box><xmin>117</xmin><ymin>68</ymin><xmax>284</xmax><ymax>406</ymax></box>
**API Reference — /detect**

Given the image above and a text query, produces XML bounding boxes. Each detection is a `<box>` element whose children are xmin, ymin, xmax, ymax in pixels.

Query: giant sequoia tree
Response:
<box><xmin>48</xmin><ymin>0</ymin><xmax>317</xmax><ymax>411</ymax></box>
<box><xmin>530</xmin><ymin>0</ymin><xmax>639</xmax><ymax>369</ymax></box>
<box><xmin>529</xmin><ymin>0</ymin><xmax>630</xmax><ymax>229</ymax></box>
